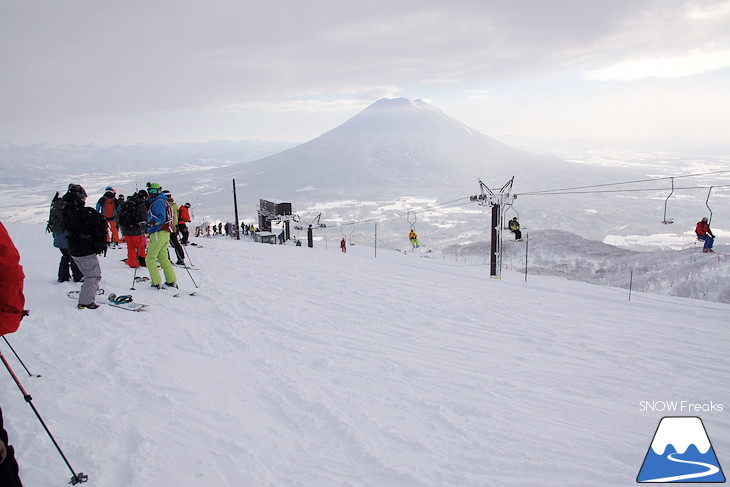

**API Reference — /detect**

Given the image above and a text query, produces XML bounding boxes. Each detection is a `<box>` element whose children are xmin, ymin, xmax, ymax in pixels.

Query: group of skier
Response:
<box><xmin>48</xmin><ymin>182</ymin><xmax>193</xmax><ymax>309</ymax></box>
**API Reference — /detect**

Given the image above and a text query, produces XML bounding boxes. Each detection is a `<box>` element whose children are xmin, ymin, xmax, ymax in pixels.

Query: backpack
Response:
<box><xmin>82</xmin><ymin>207</ymin><xmax>109</xmax><ymax>254</ymax></box>
<box><xmin>161</xmin><ymin>201</ymin><xmax>175</xmax><ymax>233</ymax></box>
<box><xmin>102</xmin><ymin>196</ymin><xmax>117</xmax><ymax>219</ymax></box>
<box><xmin>46</xmin><ymin>192</ymin><xmax>66</xmax><ymax>234</ymax></box>
<box><xmin>118</xmin><ymin>198</ymin><xmax>139</xmax><ymax>229</ymax></box>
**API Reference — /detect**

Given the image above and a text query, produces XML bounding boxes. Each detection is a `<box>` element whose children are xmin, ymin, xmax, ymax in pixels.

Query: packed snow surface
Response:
<box><xmin>1</xmin><ymin>223</ymin><xmax>729</xmax><ymax>486</ymax></box>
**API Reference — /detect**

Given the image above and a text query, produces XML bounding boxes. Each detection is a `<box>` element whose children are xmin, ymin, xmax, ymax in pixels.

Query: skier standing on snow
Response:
<box><xmin>163</xmin><ymin>191</ymin><xmax>185</xmax><ymax>265</ymax></box>
<box><xmin>63</xmin><ymin>184</ymin><xmax>107</xmax><ymax>309</ymax></box>
<box><xmin>178</xmin><ymin>202</ymin><xmax>192</xmax><ymax>245</ymax></box>
<box><xmin>695</xmin><ymin>217</ymin><xmax>716</xmax><ymax>253</ymax></box>
<box><xmin>145</xmin><ymin>183</ymin><xmax>177</xmax><ymax>289</ymax></box>
<box><xmin>118</xmin><ymin>190</ymin><xmax>148</xmax><ymax>268</ymax></box>
<box><xmin>96</xmin><ymin>186</ymin><xmax>121</xmax><ymax>248</ymax></box>
<box><xmin>0</xmin><ymin>221</ymin><xmax>26</xmax><ymax>486</ymax></box>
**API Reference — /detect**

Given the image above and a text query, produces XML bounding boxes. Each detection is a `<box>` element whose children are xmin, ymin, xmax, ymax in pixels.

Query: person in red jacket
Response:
<box><xmin>0</xmin><ymin>222</ymin><xmax>26</xmax><ymax>335</ymax></box>
<box><xmin>177</xmin><ymin>203</ymin><xmax>192</xmax><ymax>245</ymax></box>
<box><xmin>695</xmin><ymin>217</ymin><xmax>715</xmax><ymax>253</ymax></box>
<box><xmin>0</xmin><ymin>221</ymin><xmax>26</xmax><ymax>486</ymax></box>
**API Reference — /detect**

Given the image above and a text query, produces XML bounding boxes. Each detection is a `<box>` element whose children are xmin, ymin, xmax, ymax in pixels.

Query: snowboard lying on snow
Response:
<box><xmin>67</xmin><ymin>290</ymin><xmax>149</xmax><ymax>311</ymax></box>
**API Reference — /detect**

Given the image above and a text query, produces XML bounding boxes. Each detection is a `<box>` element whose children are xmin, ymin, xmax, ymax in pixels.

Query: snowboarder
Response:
<box><xmin>340</xmin><ymin>237</ymin><xmax>347</xmax><ymax>253</ymax></box>
<box><xmin>508</xmin><ymin>217</ymin><xmax>522</xmax><ymax>241</ymax></box>
<box><xmin>145</xmin><ymin>183</ymin><xmax>177</xmax><ymax>289</ymax></box>
<box><xmin>47</xmin><ymin>192</ymin><xmax>83</xmax><ymax>282</ymax></box>
<box><xmin>408</xmin><ymin>229</ymin><xmax>419</xmax><ymax>248</ymax></box>
<box><xmin>63</xmin><ymin>184</ymin><xmax>107</xmax><ymax>309</ymax></box>
<box><xmin>695</xmin><ymin>217</ymin><xmax>715</xmax><ymax>253</ymax></box>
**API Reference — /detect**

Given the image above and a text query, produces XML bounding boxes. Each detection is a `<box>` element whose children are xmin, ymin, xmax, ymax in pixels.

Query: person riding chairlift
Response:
<box><xmin>695</xmin><ymin>217</ymin><xmax>715</xmax><ymax>253</ymax></box>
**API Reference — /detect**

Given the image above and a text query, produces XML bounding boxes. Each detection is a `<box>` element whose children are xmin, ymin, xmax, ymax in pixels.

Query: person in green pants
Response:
<box><xmin>145</xmin><ymin>183</ymin><xmax>177</xmax><ymax>289</ymax></box>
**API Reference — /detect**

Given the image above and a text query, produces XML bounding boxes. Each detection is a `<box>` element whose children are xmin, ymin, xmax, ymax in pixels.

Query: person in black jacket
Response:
<box><xmin>62</xmin><ymin>184</ymin><xmax>106</xmax><ymax>309</ymax></box>
<box><xmin>118</xmin><ymin>190</ymin><xmax>148</xmax><ymax>268</ymax></box>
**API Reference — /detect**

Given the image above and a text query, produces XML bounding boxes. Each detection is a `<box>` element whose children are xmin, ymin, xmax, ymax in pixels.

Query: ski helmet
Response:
<box><xmin>148</xmin><ymin>183</ymin><xmax>162</xmax><ymax>196</ymax></box>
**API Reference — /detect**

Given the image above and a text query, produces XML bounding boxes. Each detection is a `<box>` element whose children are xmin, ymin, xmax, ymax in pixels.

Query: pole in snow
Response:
<box><xmin>0</xmin><ymin>350</ymin><xmax>88</xmax><ymax>484</ymax></box>
<box><xmin>232</xmin><ymin>179</ymin><xmax>240</xmax><ymax>240</ymax></box>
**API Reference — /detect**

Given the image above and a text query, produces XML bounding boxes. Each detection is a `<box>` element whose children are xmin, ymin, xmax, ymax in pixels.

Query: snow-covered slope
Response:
<box><xmin>446</xmin><ymin>229</ymin><xmax>730</xmax><ymax>303</ymax></box>
<box><xmin>2</xmin><ymin>222</ymin><xmax>729</xmax><ymax>486</ymax></box>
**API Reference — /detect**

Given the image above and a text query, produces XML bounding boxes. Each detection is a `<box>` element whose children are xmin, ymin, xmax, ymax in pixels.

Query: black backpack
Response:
<box><xmin>118</xmin><ymin>198</ymin><xmax>138</xmax><ymax>229</ymax></box>
<box><xmin>46</xmin><ymin>192</ymin><xmax>66</xmax><ymax>234</ymax></box>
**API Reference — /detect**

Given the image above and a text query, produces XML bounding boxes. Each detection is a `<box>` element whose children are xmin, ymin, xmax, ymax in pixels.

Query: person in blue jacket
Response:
<box><xmin>145</xmin><ymin>183</ymin><xmax>177</xmax><ymax>289</ymax></box>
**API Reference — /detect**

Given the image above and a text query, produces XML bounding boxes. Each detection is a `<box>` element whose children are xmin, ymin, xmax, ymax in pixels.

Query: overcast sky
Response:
<box><xmin>1</xmin><ymin>0</ymin><xmax>729</xmax><ymax>148</ymax></box>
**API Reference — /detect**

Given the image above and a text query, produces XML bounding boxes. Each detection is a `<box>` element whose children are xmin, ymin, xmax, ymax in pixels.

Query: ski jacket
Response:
<box><xmin>695</xmin><ymin>221</ymin><xmax>714</xmax><ymax>238</ymax></box>
<box><xmin>408</xmin><ymin>230</ymin><xmax>417</xmax><ymax>240</ymax></box>
<box><xmin>178</xmin><ymin>205</ymin><xmax>191</xmax><ymax>225</ymax></box>
<box><xmin>509</xmin><ymin>220</ymin><xmax>520</xmax><ymax>231</ymax></box>
<box><xmin>0</xmin><ymin>222</ymin><xmax>25</xmax><ymax>335</ymax></box>
<box><xmin>63</xmin><ymin>193</ymin><xmax>108</xmax><ymax>256</ymax></box>
<box><xmin>147</xmin><ymin>194</ymin><xmax>172</xmax><ymax>234</ymax></box>
<box><xmin>96</xmin><ymin>191</ymin><xmax>119</xmax><ymax>221</ymax></box>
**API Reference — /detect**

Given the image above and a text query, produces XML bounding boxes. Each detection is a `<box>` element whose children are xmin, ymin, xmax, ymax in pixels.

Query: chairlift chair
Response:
<box><xmin>661</xmin><ymin>177</ymin><xmax>675</xmax><ymax>224</ymax></box>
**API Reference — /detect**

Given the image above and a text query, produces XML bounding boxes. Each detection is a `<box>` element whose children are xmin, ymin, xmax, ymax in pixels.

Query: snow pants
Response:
<box><xmin>124</xmin><ymin>235</ymin><xmax>147</xmax><ymax>268</ymax></box>
<box><xmin>58</xmin><ymin>248</ymin><xmax>83</xmax><ymax>282</ymax></box>
<box><xmin>698</xmin><ymin>235</ymin><xmax>714</xmax><ymax>250</ymax></box>
<box><xmin>146</xmin><ymin>231</ymin><xmax>177</xmax><ymax>285</ymax></box>
<box><xmin>106</xmin><ymin>220</ymin><xmax>121</xmax><ymax>244</ymax></box>
<box><xmin>71</xmin><ymin>254</ymin><xmax>101</xmax><ymax>306</ymax></box>
<box><xmin>169</xmin><ymin>231</ymin><xmax>184</xmax><ymax>262</ymax></box>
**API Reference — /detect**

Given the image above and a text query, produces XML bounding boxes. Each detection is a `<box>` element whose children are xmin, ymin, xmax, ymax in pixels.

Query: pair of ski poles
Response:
<box><xmin>1</xmin><ymin>337</ymin><xmax>88</xmax><ymax>485</ymax></box>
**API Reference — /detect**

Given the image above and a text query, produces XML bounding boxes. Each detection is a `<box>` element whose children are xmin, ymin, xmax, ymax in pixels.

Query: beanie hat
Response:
<box><xmin>105</xmin><ymin>186</ymin><xmax>116</xmax><ymax>194</ymax></box>
<box><xmin>67</xmin><ymin>184</ymin><xmax>87</xmax><ymax>200</ymax></box>
<box><xmin>137</xmin><ymin>189</ymin><xmax>148</xmax><ymax>198</ymax></box>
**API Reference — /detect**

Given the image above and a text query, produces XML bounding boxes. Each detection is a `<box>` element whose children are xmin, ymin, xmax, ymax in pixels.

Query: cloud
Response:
<box><xmin>586</xmin><ymin>49</ymin><xmax>730</xmax><ymax>81</ymax></box>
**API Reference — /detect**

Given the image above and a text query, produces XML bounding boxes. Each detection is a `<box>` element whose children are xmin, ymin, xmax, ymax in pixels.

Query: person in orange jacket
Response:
<box><xmin>695</xmin><ymin>217</ymin><xmax>716</xmax><ymax>253</ymax></box>
<box><xmin>408</xmin><ymin>229</ymin><xmax>419</xmax><ymax>248</ymax></box>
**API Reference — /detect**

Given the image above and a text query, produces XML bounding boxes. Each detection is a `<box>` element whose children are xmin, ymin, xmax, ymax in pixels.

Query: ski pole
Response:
<box><xmin>131</xmin><ymin>226</ymin><xmax>147</xmax><ymax>290</ymax></box>
<box><xmin>181</xmin><ymin>262</ymin><xmax>198</xmax><ymax>288</ymax></box>
<box><xmin>182</xmin><ymin>242</ymin><xmax>194</xmax><ymax>267</ymax></box>
<box><xmin>2</xmin><ymin>336</ymin><xmax>40</xmax><ymax>378</ymax></box>
<box><xmin>0</xmin><ymin>350</ymin><xmax>88</xmax><ymax>485</ymax></box>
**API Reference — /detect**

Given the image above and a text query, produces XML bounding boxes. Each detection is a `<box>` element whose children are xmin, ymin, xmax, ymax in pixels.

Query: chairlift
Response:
<box><xmin>407</xmin><ymin>211</ymin><xmax>417</xmax><ymax>231</ymax></box>
<box><xmin>502</xmin><ymin>197</ymin><xmax>520</xmax><ymax>229</ymax></box>
<box><xmin>706</xmin><ymin>186</ymin><xmax>714</xmax><ymax>225</ymax></box>
<box><xmin>341</xmin><ymin>223</ymin><xmax>356</xmax><ymax>246</ymax></box>
<box><xmin>661</xmin><ymin>177</ymin><xmax>675</xmax><ymax>224</ymax></box>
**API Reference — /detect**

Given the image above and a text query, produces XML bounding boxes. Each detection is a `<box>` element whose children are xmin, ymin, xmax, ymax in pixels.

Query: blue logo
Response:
<box><xmin>637</xmin><ymin>416</ymin><xmax>725</xmax><ymax>483</ymax></box>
